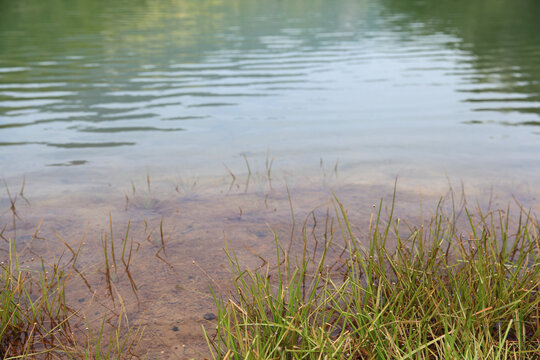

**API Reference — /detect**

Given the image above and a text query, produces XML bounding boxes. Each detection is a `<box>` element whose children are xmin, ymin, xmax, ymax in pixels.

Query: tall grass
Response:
<box><xmin>205</xmin><ymin>198</ymin><xmax>540</xmax><ymax>359</ymax></box>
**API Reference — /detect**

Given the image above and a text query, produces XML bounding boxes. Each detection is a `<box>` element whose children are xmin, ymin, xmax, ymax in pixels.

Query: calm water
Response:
<box><xmin>1</xmin><ymin>0</ymin><xmax>540</xmax><ymax>197</ymax></box>
<box><xmin>1</xmin><ymin>1</ymin><xmax>540</xmax><ymax>356</ymax></box>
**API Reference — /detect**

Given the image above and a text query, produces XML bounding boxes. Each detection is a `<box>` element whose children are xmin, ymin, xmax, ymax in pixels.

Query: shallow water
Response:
<box><xmin>1</xmin><ymin>0</ymin><xmax>540</xmax><ymax>357</ymax></box>
<box><xmin>1</xmin><ymin>176</ymin><xmax>532</xmax><ymax>358</ymax></box>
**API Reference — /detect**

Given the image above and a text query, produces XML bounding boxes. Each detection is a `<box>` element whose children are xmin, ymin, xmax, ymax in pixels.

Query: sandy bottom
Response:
<box><xmin>1</xmin><ymin>170</ymin><xmax>538</xmax><ymax>359</ymax></box>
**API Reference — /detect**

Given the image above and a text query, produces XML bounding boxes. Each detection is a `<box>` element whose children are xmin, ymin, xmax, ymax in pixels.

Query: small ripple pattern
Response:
<box><xmin>0</xmin><ymin>0</ymin><xmax>539</xmax><ymax>176</ymax></box>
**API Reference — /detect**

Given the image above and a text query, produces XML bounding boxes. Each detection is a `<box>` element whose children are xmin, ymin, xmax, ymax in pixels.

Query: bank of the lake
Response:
<box><xmin>1</xmin><ymin>183</ymin><xmax>539</xmax><ymax>359</ymax></box>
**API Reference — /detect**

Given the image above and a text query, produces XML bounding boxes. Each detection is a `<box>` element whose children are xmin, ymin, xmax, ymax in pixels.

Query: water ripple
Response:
<box><xmin>0</xmin><ymin>0</ymin><xmax>539</xmax><ymax>177</ymax></box>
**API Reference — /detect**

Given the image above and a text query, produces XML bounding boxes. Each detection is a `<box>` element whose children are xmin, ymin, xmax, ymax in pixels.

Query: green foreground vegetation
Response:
<box><xmin>1</xmin><ymin>197</ymin><xmax>539</xmax><ymax>359</ymax></box>
<box><xmin>0</xmin><ymin>238</ymin><xmax>142</xmax><ymax>359</ymax></box>
<box><xmin>206</xmin><ymin>198</ymin><xmax>539</xmax><ymax>359</ymax></box>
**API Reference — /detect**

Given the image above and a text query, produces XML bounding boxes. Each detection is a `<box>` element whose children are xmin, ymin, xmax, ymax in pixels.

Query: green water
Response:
<box><xmin>1</xmin><ymin>0</ymin><xmax>540</xmax><ymax>197</ymax></box>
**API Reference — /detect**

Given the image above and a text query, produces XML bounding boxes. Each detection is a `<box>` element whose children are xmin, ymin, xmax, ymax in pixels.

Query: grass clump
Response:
<box><xmin>0</xmin><ymin>236</ymin><xmax>142</xmax><ymax>359</ymax></box>
<box><xmin>205</xmin><ymin>198</ymin><xmax>540</xmax><ymax>359</ymax></box>
<box><xmin>1</xmin><ymin>239</ymin><xmax>72</xmax><ymax>358</ymax></box>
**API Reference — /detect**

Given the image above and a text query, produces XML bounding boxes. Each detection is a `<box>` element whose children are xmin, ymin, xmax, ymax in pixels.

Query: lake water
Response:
<box><xmin>1</xmin><ymin>0</ymin><xmax>540</xmax><ymax>197</ymax></box>
<box><xmin>1</xmin><ymin>0</ymin><xmax>540</xmax><ymax>357</ymax></box>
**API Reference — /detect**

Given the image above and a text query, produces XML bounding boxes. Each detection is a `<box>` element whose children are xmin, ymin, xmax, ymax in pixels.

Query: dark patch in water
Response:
<box><xmin>75</xmin><ymin>126</ymin><xmax>184</xmax><ymax>133</ymax></box>
<box><xmin>47</xmin><ymin>160</ymin><xmax>88</xmax><ymax>167</ymax></box>
<box><xmin>0</xmin><ymin>140</ymin><xmax>132</xmax><ymax>149</ymax></box>
<box><xmin>499</xmin><ymin>120</ymin><xmax>540</xmax><ymax>127</ymax></box>
<box><xmin>517</xmin><ymin>121</ymin><xmax>540</xmax><ymax>126</ymax></box>
<box><xmin>46</xmin><ymin>142</ymin><xmax>135</xmax><ymax>148</ymax></box>
<box><xmin>255</xmin><ymin>231</ymin><xmax>267</xmax><ymax>238</ymax></box>
<box><xmin>463</xmin><ymin>120</ymin><xmax>540</xmax><ymax>127</ymax></box>
<box><xmin>0</xmin><ymin>141</ymin><xmax>43</xmax><ymax>146</ymax></box>
<box><xmin>475</xmin><ymin>107</ymin><xmax>540</xmax><ymax>115</ymax></box>
<box><xmin>161</xmin><ymin>115</ymin><xmax>209</xmax><ymax>121</ymax></box>
<box><xmin>188</xmin><ymin>102</ymin><xmax>236</xmax><ymax>108</ymax></box>
<box><xmin>461</xmin><ymin>120</ymin><xmax>483</xmax><ymax>124</ymax></box>
<box><xmin>0</xmin><ymin>123</ymin><xmax>27</xmax><ymax>129</ymax></box>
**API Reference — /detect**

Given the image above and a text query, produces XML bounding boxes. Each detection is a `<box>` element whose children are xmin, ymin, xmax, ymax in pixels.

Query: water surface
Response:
<box><xmin>1</xmin><ymin>0</ymin><xmax>539</xmax><ymax>198</ymax></box>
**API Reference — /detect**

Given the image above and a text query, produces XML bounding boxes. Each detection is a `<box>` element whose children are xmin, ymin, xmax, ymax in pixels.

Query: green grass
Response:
<box><xmin>0</xmin><ymin>236</ymin><xmax>142</xmax><ymax>359</ymax></box>
<box><xmin>205</xmin><ymin>197</ymin><xmax>540</xmax><ymax>359</ymax></box>
<box><xmin>2</xmin><ymin>191</ymin><xmax>539</xmax><ymax>359</ymax></box>
<box><xmin>0</xmin><ymin>238</ymin><xmax>73</xmax><ymax>359</ymax></box>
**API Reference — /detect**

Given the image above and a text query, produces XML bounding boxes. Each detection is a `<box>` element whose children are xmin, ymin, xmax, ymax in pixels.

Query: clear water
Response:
<box><xmin>1</xmin><ymin>1</ymin><xmax>540</xmax><ymax>356</ymax></box>
<box><xmin>1</xmin><ymin>0</ymin><xmax>540</xmax><ymax>198</ymax></box>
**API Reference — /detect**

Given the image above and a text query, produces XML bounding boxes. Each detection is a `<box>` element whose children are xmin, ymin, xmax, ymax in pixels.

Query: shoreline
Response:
<box><xmin>1</xmin><ymin>174</ymin><xmax>539</xmax><ymax>358</ymax></box>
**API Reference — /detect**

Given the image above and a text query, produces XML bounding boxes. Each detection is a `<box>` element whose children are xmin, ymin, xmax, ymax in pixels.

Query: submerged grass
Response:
<box><xmin>0</xmin><ymin>234</ymin><xmax>143</xmax><ymax>359</ymax></box>
<box><xmin>205</xmin><ymin>197</ymin><xmax>540</xmax><ymax>359</ymax></box>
